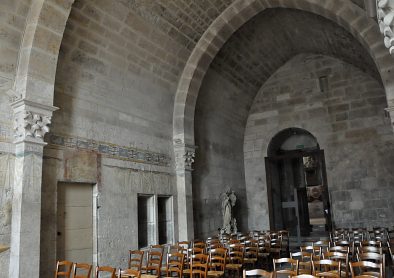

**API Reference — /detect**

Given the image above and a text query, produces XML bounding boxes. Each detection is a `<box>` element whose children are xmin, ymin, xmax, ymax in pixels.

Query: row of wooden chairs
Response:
<box><xmin>244</xmin><ymin>259</ymin><xmax>384</xmax><ymax>278</ymax></box>
<box><xmin>55</xmin><ymin>261</ymin><xmax>135</xmax><ymax>278</ymax></box>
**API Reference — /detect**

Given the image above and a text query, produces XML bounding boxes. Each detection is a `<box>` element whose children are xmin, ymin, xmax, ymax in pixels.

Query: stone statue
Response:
<box><xmin>220</xmin><ymin>188</ymin><xmax>237</xmax><ymax>234</ymax></box>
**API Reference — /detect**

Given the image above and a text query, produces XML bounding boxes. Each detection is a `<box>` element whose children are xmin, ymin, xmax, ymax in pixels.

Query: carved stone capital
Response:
<box><xmin>11</xmin><ymin>99</ymin><xmax>58</xmax><ymax>145</ymax></box>
<box><xmin>377</xmin><ymin>0</ymin><xmax>394</xmax><ymax>56</ymax></box>
<box><xmin>174</xmin><ymin>142</ymin><xmax>197</xmax><ymax>171</ymax></box>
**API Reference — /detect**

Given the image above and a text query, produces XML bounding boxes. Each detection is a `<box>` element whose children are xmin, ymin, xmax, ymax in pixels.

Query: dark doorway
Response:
<box><xmin>265</xmin><ymin>128</ymin><xmax>331</xmax><ymax>239</ymax></box>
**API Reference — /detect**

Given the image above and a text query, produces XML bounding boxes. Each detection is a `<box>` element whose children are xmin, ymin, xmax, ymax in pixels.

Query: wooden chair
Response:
<box><xmin>273</xmin><ymin>258</ymin><xmax>298</xmax><ymax>277</ymax></box>
<box><xmin>72</xmin><ymin>263</ymin><xmax>92</xmax><ymax>278</ymax></box>
<box><xmin>165</xmin><ymin>252</ymin><xmax>184</xmax><ymax>278</ymax></box>
<box><xmin>291</xmin><ymin>252</ymin><xmax>312</xmax><ymax>275</ymax></box>
<box><xmin>243</xmin><ymin>269</ymin><xmax>272</xmax><ymax>278</ymax></box>
<box><xmin>95</xmin><ymin>266</ymin><xmax>116</xmax><ymax>278</ymax></box>
<box><xmin>356</xmin><ymin>253</ymin><xmax>385</xmax><ymax>277</ymax></box>
<box><xmin>312</xmin><ymin>259</ymin><xmax>340</xmax><ymax>278</ymax></box>
<box><xmin>119</xmin><ymin>268</ymin><xmax>141</xmax><ymax>278</ymax></box>
<box><xmin>55</xmin><ymin>260</ymin><xmax>73</xmax><ymax>278</ymax></box>
<box><xmin>141</xmin><ymin>247</ymin><xmax>163</xmax><ymax>278</ymax></box>
<box><xmin>226</xmin><ymin>243</ymin><xmax>244</xmax><ymax>277</ymax></box>
<box><xmin>349</xmin><ymin>261</ymin><xmax>383</xmax><ymax>277</ymax></box>
<box><xmin>322</xmin><ymin>251</ymin><xmax>348</xmax><ymax>277</ymax></box>
<box><xmin>129</xmin><ymin>250</ymin><xmax>144</xmax><ymax>270</ymax></box>
<box><xmin>207</xmin><ymin>248</ymin><xmax>226</xmax><ymax>278</ymax></box>
<box><xmin>190</xmin><ymin>253</ymin><xmax>209</xmax><ymax>278</ymax></box>
<box><xmin>243</xmin><ymin>240</ymin><xmax>259</xmax><ymax>269</ymax></box>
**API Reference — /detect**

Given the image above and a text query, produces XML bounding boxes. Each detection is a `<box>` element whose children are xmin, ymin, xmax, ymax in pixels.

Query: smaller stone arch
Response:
<box><xmin>267</xmin><ymin>127</ymin><xmax>320</xmax><ymax>157</ymax></box>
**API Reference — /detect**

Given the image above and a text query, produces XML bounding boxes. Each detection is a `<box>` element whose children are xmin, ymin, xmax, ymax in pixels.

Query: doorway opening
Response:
<box><xmin>265</xmin><ymin>128</ymin><xmax>331</xmax><ymax>241</ymax></box>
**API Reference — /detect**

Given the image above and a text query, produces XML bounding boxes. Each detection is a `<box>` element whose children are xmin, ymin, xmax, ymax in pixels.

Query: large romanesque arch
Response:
<box><xmin>173</xmin><ymin>0</ymin><xmax>394</xmax><ymax>148</ymax></box>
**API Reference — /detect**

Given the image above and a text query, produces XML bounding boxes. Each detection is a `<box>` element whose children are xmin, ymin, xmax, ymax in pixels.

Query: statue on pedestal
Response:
<box><xmin>220</xmin><ymin>188</ymin><xmax>237</xmax><ymax>234</ymax></box>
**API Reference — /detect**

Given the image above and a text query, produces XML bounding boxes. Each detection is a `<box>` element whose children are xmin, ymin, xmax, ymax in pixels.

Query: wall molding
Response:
<box><xmin>46</xmin><ymin>133</ymin><xmax>171</xmax><ymax>167</ymax></box>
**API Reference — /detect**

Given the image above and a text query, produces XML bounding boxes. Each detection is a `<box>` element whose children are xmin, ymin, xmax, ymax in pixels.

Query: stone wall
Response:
<box><xmin>40</xmin><ymin>0</ymin><xmax>192</xmax><ymax>275</ymax></box>
<box><xmin>40</xmin><ymin>146</ymin><xmax>175</xmax><ymax>277</ymax></box>
<box><xmin>244</xmin><ymin>54</ymin><xmax>394</xmax><ymax>231</ymax></box>
<box><xmin>0</xmin><ymin>1</ymin><xmax>31</xmax><ymax>275</ymax></box>
<box><xmin>193</xmin><ymin>68</ymin><xmax>251</xmax><ymax>239</ymax></box>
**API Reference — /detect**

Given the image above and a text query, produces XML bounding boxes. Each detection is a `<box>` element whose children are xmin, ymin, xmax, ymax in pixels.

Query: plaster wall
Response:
<box><xmin>245</xmin><ymin>54</ymin><xmax>394</xmax><ymax>231</ymax></box>
<box><xmin>193</xmin><ymin>69</ymin><xmax>251</xmax><ymax>239</ymax></box>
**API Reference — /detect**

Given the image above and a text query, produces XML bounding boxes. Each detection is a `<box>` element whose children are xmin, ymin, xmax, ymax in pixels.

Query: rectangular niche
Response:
<box><xmin>138</xmin><ymin>195</ymin><xmax>155</xmax><ymax>248</ymax></box>
<box><xmin>157</xmin><ymin>196</ymin><xmax>173</xmax><ymax>245</ymax></box>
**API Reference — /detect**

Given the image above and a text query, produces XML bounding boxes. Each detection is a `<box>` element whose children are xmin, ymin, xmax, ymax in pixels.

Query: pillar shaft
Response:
<box><xmin>9</xmin><ymin>99</ymin><xmax>57</xmax><ymax>277</ymax></box>
<box><xmin>174</xmin><ymin>143</ymin><xmax>196</xmax><ymax>241</ymax></box>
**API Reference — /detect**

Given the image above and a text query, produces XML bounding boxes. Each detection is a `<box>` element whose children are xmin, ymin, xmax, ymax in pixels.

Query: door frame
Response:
<box><xmin>56</xmin><ymin>182</ymin><xmax>98</xmax><ymax>267</ymax></box>
<box><xmin>265</xmin><ymin>149</ymin><xmax>331</xmax><ymax>232</ymax></box>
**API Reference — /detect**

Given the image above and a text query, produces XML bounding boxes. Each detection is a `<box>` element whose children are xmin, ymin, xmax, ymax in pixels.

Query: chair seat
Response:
<box><xmin>226</xmin><ymin>264</ymin><xmax>242</xmax><ymax>269</ymax></box>
<box><xmin>207</xmin><ymin>270</ymin><xmax>224</xmax><ymax>277</ymax></box>
<box><xmin>315</xmin><ymin>271</ymin><xmax>339</xmax><ymax>277</ymax></box>
<box><xmin>183</xmin><ymin>269</ymin><xmax>191</xmax><ymax>274</ymax></box>
<box><xmin>243</xmin><ymin>258</ymin><xmax>257</xmax><ymax>263</ymax></box>
<box><xmin>141</xmin><ymin>274</ymin><xmax>158</xmax><ymax>278</ymax></box>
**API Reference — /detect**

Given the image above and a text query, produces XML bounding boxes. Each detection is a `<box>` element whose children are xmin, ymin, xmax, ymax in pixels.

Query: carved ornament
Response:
<box><xmin>377</xmin><ymin>0</ymin><xmax>394</xmax><ymax>55</ymax></box>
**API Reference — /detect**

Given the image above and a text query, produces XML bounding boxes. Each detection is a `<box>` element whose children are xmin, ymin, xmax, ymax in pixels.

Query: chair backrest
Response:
<box><xmin>301</xmin><ymin>246</ymin><xmax>321</xmax><ymax>258</ymax></box>
<box><xmin>228</xmin><ymin>243</ymin><xmax>244</xmax><ymax>264</ymax></box>
<box><xmin>72</xmin><ymin>263</ymin><xmax>92</xmax><ymax>278</ymax></box>
<box><xmin>313</xmin><ymin>241</ymin><xmax>329</xmax><ymax>253</ymax></box>
<box><xmin>95</xmin><ymin>266</ymin><xmax>116</xmax><ymax>278</ymax></box>
<box><xmin>273</xmin><ymin>257</ymin><xmax>299</xmax><ymax>276</ymax></box>
<box><xmin>193</xmin><ymin>241</ymin><xmax>206</xmax><ymax>250</ymax></box>
<box><xmin>146</xmin><ymin>248</ymin><xmax>163</xmax><ymax>276</ymax></box>
<box><xmin>208</xmin><ymin>248</ymin><xmax>226</xmax><ymax>271</ymax></box>
<box><xmin>322</xmin><ymin>251</ymin><xmax>349</xmax><ymax>277</ymax></box>
<box><xmin>292</xmin><ymin>275</ymin><xmax>318</xmax><ymax>278</ymax></box>
<box><xmin>357</xmin><ymin>246</ymin><xmax>382</xmax><ymax>255</ymax></box>
<box><xmin>349</xmin><ymin>261</ymin><xmax>383</xmax><ymax>277</ymax></box>
<box><xmin>312</xmin><ymin>259</ymin><xmax>340</xmax><ymax>278</ymax></box>
<box><xmin>360</xmin><ymin>240</ymin><xmax>382</xmax><ymax>248</ymax></box>
<box><xmin>191</xmin><ymin>253</ymin><xmax>208</xmax><ymax>278</ymax></box>
<box><xmin>129</xmin><ymin>250</ymin><xmax>144</xmax><ymax>270</ymax></box>
<box><xmin>356</xmin><ymin>252</ymin><xmax>385</xmax><ymax>277</ymax></box>
<box><xmin>166</xmin><ymin>252</ymin><xmax>184</xmax><ymax>277</ymax></box>
<box><xmin>328</xmin><ymin>246</ymin><xmax>349</xmax><ymax>255</ymax></box>
<box><xmin>177</xmin><ymin>241</ymin><xmax>190</xmax><ymax>250</ymax></box>
<box><xmin>243</xmin><ymin>269</ymin><xmax>272</xmax><ymax>278</ymax></box>
<box><xmin>55</xmin><ymin>260</ymin><xmax>74</xmax><ymax>278</ymax></box>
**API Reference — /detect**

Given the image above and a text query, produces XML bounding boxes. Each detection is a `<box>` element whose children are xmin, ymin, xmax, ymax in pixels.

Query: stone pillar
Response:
<box><xmin>377</xmin><ymin>0</ymin><xmax>394</xmax><ymax>56</ymax></box>
<box><xmin>9</xmin><ymin>99</ymin><xmax>57</xmax><ymax>277</ymax></box>
<box><xmin>174</xmin><ymin>142</ymin><xmax>196</xmax><ymax>241</ymax></box>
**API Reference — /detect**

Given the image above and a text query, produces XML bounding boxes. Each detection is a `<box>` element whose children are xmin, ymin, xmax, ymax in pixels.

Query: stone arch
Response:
<box><xmin>172</xmin><ymin>0</ymin><xmax>394</xmax><ymax>147</ymax></box>
<box><xmin>10</xmin><ymin>0</ymin><xmax>74</xmax><ymax>105</ymax></box>
<box><xmin>267</xmin><ymin>127</ymin><xmax>320</xmax><ymax>157</ymax></box>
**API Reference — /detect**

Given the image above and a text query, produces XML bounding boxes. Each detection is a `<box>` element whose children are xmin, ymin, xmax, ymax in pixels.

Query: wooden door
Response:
<box><xmin>265</xmin><ymin>157</ymin><xmax>283</xmax><ymax>230</ymax></box>
<box><xmin>57</xmin><ymin>183</ymin><xmax>93</xmax><ymax>264</ymax></box>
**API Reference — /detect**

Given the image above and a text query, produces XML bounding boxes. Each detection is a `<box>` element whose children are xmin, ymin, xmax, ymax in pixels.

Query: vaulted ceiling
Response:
<box><xmin>209</xmin><ymin>8</ymin><xmax>379</xmax><ymax>98</ymax></box>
